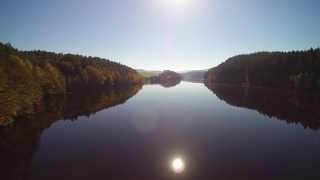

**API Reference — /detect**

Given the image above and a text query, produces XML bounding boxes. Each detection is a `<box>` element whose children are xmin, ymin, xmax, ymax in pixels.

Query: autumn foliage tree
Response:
<box><xmin>0</xmin><ymin>42</ymin><xmax>143</xmax><ymax>126</ymax></box>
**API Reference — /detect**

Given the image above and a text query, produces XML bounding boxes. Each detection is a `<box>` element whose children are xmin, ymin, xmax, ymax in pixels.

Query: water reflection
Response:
<box><xmin>0</xmin><ymin>85</ymin><xmax>142</xmax><ymax>180</ymax></box>
<box><xmin>159</xmin><ymin>80</ymin><xmax>181</xmax><ymax>88</ymax></box>
<box><xmin>204</xmin><ymin>82</ymin><xmax>320</xmax><ymax>131</ymax></box>
<box><xmin>145</xmin><ymin>80</ymin><xmax>181</xmax><ymax>88</ymax></box>
<box><xmin>1</xmin><ymin>82</ymin><xmax>320</xmax><ymax>179</ymax></box>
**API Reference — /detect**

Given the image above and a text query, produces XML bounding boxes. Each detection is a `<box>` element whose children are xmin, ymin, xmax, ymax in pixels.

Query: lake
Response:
<box><xmin>1</xmin><ymin>81</ymin><xmax>320</xmax><ymax>179</ymax></box>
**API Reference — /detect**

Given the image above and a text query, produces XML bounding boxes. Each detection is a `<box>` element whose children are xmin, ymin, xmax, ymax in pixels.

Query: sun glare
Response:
<box><xmin>168</xmin><ymin>0</ymin><xmax>190</xmax><ymax>6</ymax></box>
<box><xmin>172</xmin><ymin>159</ymin><xmax>185</xmax><ymax>173</ymax></box>
<box><xmin>172</xmin><ymin>0</ymin><xmax>184</xmax><ymax>3</ymax></box>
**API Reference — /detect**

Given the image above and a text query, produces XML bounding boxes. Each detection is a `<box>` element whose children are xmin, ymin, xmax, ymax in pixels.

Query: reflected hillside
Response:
<box><xmin>204</xmin><ymin>83</ymin><xmax>320</xmax><ymax>131</ymax></box>
<box><xmin>0</xmin><ymin>85</ymin><xmax>142</xmax><ymax>179</ymax></box>
<box><xmin>182</xmin><ymin>79</ymin><xmax>205</xmax><ymax>83</ymax></box>
<box><xmin>159</xmin><ymin>80</ymin><xmax>181</xmax><ymax>88</ymax></box>
<box><xmin>144</xmin><ymin>80</ymin><xmax>181</xmax><ymax>88</ymax></box>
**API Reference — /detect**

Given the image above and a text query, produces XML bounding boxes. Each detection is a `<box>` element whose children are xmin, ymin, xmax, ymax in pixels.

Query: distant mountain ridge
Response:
<box><xmin>179</xmin><ymin>69</ymin><xmax>209</xmax><ymax>81</ymax></box>
<box><xmin>177</xmin><ymin>70</ymin><xmax>192</xmax><ymax>73</ymax></box>
<box><xmin>135</xmin><ymin>69</ymin><xmax>162</xmax><ymax>74</ymax></box>
<box><xmin>135</xmin><ymin>68</ymin><xmax>209</xmax><ymax>80</ymax></box>
<box><xmin>136</xmin><ymin>69</ymin><xmax>209</xmax><ymax>74</ymax></box>
<box><xmin>177</xmin><ymin>69</ymin><xmax>208</xmax><ymax>73</ymax></box>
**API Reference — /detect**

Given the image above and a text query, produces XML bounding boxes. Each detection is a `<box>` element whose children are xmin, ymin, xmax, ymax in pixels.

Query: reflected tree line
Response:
<box><xmin>205</xmin><ymin>82</ymin><xmax>320</xmax><ymax>131</ymax></box>
<box><xmin>0</xmin><ymin>85</ymin><xmax>141</xmax><ymax>179</ymax></box>
<box><xmin>145</xmin><ymin>80</ymin><xmax>181</xmax><ymax>88</ymax></box>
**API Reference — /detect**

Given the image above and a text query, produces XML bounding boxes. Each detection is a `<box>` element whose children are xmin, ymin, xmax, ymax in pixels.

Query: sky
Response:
<box><xmin>0</xmin><ymin>0</ymin><xmax>320</xmax><ymax>71</ymax></box>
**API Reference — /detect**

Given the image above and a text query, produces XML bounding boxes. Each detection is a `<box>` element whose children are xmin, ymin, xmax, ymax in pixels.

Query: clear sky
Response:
<box><xmin>1</xmin><ymin>0</ymin><xmax>320</xmax><ymax>71</ymax></box>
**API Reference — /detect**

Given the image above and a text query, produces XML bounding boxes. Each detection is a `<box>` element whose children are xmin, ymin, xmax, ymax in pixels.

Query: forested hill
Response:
<box><xmin>148</xmin><ymin>70</ymin><xmax>182</xmax><ymax>82</ymax></box>
<box><xmin>0</xmin><ymin>42</ymin><xmax>142</xmax><ymax>125</ymax></box>
<box><xmin>204</xmin><ymin>48</ymin><xmax>320</xmax><ymax>92</ymax></box>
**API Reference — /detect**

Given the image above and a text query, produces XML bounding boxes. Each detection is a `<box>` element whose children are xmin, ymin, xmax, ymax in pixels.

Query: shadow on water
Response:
<box><xmin>0</xmin><ymin>85</ymin><xmax>142</xmax><ymax>180</ymax></box>
<box><xmin>204</xmin><ymin>82</ymin><xmax>320</xmax><ymax>131</ymax></box>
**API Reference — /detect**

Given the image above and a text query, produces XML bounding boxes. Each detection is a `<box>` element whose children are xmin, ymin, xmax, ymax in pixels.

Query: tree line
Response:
<box><xmin>0</xmin><ymin>42</ymin><xmax>143</xmax><ymax>125</ymax></box>
<box><xmin>204</xmin><ymin>48</ymin><xmax>320</xmax><ymax>92</ymax></box>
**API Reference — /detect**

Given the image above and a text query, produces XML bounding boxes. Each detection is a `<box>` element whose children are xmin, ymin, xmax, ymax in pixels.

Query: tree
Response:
<box><xmin>0</xmin><ymin>42</ymin><xmax>143</xmax><ymax>125</ymax></box>
<box><xmin>204</xmin><ymin>48</ymin><xmax>320</xmax><ymax>92</ymax></box>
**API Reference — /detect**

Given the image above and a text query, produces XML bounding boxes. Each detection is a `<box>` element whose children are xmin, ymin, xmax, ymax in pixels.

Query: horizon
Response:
<box><xmin>1</xmin><ymin>0</ymin><xmax>320</xmax><ymax>71</ymax></box>
<box><xmin>2</xmin><ymin>40</ymin><xmax>318</xmax><ymax>73</ymax></box>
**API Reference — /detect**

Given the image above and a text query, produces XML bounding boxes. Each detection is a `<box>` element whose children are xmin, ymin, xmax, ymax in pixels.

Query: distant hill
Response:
<box><xmin>135</xmin><ymin>69</ymin><xmax>162</xmax><ymax>74</ymax></box>
<box><xmin>135</xmin><ymin>69</ymin><xmax>162</xmax><ymax>77</ymax></box>
<box><xmin>177</xmin><ymin>69</ymin><xmax>209</xmax><ymax>73</ymax></box>
<box><xmin>180</xmin><ymin>69</ymin><xmax>208</xmax><ymax>81</ymax></box>
<box><xmin>177</xmin><ymin>70</ymin><xmax>192</xmax><ymax>73</ymax></box>
<box><xmin>136</xmin><ymin>69</ymin><xmax>209</xmax><ymax>80</ymax></box>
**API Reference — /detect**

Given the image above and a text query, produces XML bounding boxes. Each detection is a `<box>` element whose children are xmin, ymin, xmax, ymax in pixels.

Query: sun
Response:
<box><xmin>172</xmin><ymin>159</ymin><xmax>185</xmax><ymax>173</ymax></box>
<box><xmin>173</xmin><ymin>159</ymin><xmax>182</xmax><ymax>168</ymax></box>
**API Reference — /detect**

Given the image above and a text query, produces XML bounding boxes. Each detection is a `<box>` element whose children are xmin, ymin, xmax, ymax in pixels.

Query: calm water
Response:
<box><xmin>1</xmin><ymin>82</ymin><xmax>320</xmax><ymax>179</ymax></box>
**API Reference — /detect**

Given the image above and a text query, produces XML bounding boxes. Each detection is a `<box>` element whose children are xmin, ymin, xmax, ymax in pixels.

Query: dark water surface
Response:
<box><xmin>1</xmin><ymin>82</ymin><xmax>320</xmax><ymax>179</ymax></box>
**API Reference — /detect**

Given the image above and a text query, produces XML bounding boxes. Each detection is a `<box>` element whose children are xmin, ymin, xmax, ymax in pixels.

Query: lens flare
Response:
<box><xmin>172</xmin><ymin>159</ymin><xmax>185</xmax><ymax>173</ymax></box>
<box><xmin>131</xmin><ymin>107</ymin><xmax>158</xmax><ymax>133</ymax></box>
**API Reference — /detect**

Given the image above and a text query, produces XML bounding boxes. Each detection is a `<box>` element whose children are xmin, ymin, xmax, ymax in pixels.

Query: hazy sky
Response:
<box><xmin>1</xmin><ymin>0</ymin><xmax>320</xmax><ymax>71</ymax></box>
